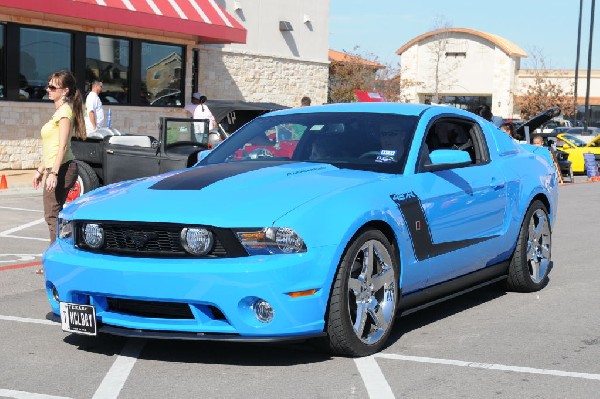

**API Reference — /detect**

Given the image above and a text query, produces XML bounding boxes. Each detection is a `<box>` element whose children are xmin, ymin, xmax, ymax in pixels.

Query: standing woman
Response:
<box><xmin>32</xmin><ymin>70</ymin><xmax>86</xmax><ymax>266</ymax></box>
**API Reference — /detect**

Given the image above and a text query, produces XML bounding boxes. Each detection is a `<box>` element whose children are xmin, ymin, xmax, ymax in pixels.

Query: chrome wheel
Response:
<box><xmin>347</xmin><ymin>239</ymin><xmax>396</xmax><ymax>345</ymax></box>
<box><xmin>526</xmin><ymin>209</ymin><xmax>551</xmax><ymax>284</ymax></box>
<box><xmin>506</xmin><ymin>200</ymin><xmax>552</xmax><ymax>292</ymax></box>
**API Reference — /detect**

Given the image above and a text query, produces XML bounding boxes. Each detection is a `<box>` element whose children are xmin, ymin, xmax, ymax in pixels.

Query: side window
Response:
<box><xmin>419</xmin><ymin>118</ymin><xmax>489</xmax><ymax>170</ymax></box>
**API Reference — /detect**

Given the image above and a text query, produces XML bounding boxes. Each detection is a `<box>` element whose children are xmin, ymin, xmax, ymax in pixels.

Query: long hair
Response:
<box><xmin>48</xmin><ymin>70</ymin><xmax>87</xmax><ymax>140</ymax></box>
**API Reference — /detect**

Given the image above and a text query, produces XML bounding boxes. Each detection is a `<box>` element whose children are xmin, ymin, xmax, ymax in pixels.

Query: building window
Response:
<box><xmin>141</xmin><ymin>42</ymin><xmax>184</xmax><ymax>106</ymax></box>
<box><xmin>86</xmin><ymin>35</ymin><xmax>130</xmax><ymax>104</ymax></box>
<box><xmin>0</xmin><ymin>25</ymin><xmax>4</xmax><ymax>98</ymax></box>
<box><xmin>445</xmin><ymin>52</ymin><xmax>466</xmax><ymax>58</ymax></box>
<box><xmin>20</xmin><ymin>27</ymin><xmax>71</xmax><ymax>100</ymax></box>
<box><xmin>0</xmin><ymin>22</ymin><xmax>185</xmax><ymax>107</ymax></box>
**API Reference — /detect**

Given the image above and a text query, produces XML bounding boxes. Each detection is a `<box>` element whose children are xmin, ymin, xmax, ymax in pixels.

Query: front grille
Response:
<box><xmin>107</xmin><ymin>298</ymin><xmax>194</xmax><ymax>319</ymax></box>
<box><xmin>106</xmin><ymin>297</ymin><xmax>227</xmax><ymax>321</ymax></box>
<box><xmin>75</xmin><ymin>221</ymin><xmax>246</xmax><ymax>258</ymax></box>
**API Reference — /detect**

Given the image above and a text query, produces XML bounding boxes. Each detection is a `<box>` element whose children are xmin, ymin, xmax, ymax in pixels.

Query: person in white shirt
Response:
<box><xmin>185</xmin><ymin>92</ymin><xmax>202</xmax><ymax>117</ymax></box>
<box><xmin>193</xmin><ymin>94</ymin><xmax>217</xmax><ymax>141</ymax></box>
<box><xmin>84</xmin><ymin>80</ymin><xmax>104</xmax><ymax>133</ymax></box>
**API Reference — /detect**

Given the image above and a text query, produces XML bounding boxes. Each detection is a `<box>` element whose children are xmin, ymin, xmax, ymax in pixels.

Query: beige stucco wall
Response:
<box><xmin>400</xmin><ymin>30</ymin><xmax>599</xmax><ymax>120</ymax></box>
<box><xmin>402</xmin><ymin>32</ymin><xmax>518</xmax><ymax>118</ymax></box>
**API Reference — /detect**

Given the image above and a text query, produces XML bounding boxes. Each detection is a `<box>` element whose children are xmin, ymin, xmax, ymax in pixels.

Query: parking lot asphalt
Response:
<box><xmin>2</xmin><ymin>172</ymin><xmax>600</xmax><ymax>398</ymax></box>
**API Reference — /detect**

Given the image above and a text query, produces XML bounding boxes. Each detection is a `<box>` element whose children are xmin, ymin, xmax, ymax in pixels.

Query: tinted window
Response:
<box><xmin>142</xmin><ymin>42</ymin><xmax>183</xmax><ymax>107</ymax></box>
<box><xmin>203</xmin><ymin>112</ymin><xmax>418</xmax><ymax>174</ymax></box>
<box><xmin>0</xmin><ymin>25</ymin><xmax>4</xmax><ymax>98</ymax></box>
<box><xmin>20</xmin><ymin>27</ymin><xmax>71</xmax><ymax>100</ymax></box>
<box><xmin>419</xmin><ymin>117</ymin><xmax>489</xmax><ymax>169</ymax></box>
<box><xmin>86</xmin><ymin>35</ymin><xmax>130</xmax><ymax>104</ymax></box>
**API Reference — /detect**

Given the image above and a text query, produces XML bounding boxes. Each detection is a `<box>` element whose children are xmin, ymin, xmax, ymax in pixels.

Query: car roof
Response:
<box><xmin>265</xmin><ymin>102</ymin><xmax>461</xmax><ymax>118</ymax></box>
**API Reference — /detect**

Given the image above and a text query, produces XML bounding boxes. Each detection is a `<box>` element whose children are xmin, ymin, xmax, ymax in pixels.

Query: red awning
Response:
<box><xmin>0</xmin><ymin>0</ymin><xmax>246</xmax><ymax>44</ymax></box>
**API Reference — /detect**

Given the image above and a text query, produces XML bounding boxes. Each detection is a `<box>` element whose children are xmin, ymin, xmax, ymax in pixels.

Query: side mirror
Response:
<box><xmin>423</xmin><ymin>149</ymin><xmax>472</xmax><ymax>172</ymax></box>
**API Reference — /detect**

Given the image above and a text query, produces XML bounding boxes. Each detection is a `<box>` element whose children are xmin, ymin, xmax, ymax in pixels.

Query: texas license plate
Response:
<box><xmin>59</xmin><ymin>302</ymin><xmax>97</xmax><ymax>335</ymax></box>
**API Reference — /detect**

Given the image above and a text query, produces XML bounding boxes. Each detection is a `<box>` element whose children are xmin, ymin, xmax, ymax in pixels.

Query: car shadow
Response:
<box><xmin>385</xmin><ymin>282</ymin><xmax>507</xmax><ymax>348</ymax></box>
<box><xmin>54</xmin><ymin>283</ymin><xmax>509</xmax><ymax>364</ymax></box>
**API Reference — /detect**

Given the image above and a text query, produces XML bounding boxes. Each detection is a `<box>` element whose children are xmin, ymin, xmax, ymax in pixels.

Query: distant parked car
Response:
<box><xmin>556</xmin><ymin>133</ymin><xmax>600</xmax><ymax>173</ymax></box>
<box><xmin>561</xmin><ymin>127</ymin><xmax>600</xmax><ymax>143</ymax></box>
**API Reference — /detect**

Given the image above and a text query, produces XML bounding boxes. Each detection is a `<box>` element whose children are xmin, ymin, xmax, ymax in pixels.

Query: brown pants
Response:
<box><xmin>44</xmin><ymin>161</ymin><xmax>78</xmax><ymax>244</ymax></box>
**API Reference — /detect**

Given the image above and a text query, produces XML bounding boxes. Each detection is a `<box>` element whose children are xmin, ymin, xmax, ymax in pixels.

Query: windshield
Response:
<box><xmin>560</xmin><ymin>134</ymin><xmax>587</xmax><ymax>147</ymax></box>
<box><xmin>201</xmin><ymin>112</ymin><xmax>418</xmax><ymax>174</ymax></box>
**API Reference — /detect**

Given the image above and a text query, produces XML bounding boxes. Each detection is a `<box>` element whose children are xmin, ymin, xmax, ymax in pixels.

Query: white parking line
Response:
<box><xmin>354</xmin><ymin>356</ymin><xmax>395</xmax><ymax>399</ymax></box>
<box><xmin>92</xmin><ymin>339</ymin><xmax>146</xmax><ymax>399</ymax></box>
<box><xmin>0</xmin><ymin>206</ymin><xmax>43</xmax><ymax>213</ymax></box>
<box><xmin>0</xmin><ymin>314</ymin><xmax>56</xmax><ymax>326</ymax></box>
<box><xmin>0</xmin><ymin>217</ymin><xmax>46</xmax><ymax>235</ymax></box>
<box><xmin>0</xmin><ymin>388</ymin><xmax>73</xmax><ymax>399</ymax></box>
<box><xmin>377</xmin><ymin>353</ymin><xmax>600</xmax><ymax>381</ymax></box>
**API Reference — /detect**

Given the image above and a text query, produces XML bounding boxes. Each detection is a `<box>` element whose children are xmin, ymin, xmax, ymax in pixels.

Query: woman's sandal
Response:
<box><xmin>35</xmin><ymin>268</ymin><xmax>44</xmax><ymax>275</ymax></box>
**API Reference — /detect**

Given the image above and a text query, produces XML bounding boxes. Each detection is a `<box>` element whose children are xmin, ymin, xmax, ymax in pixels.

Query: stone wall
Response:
<box><xmin>0</xmin><ymin>103</ymin><xmax>187</xmax><ymax>170</ymax></box>
<box><xmin>198</xmin><ymin>47</ymin><xmax>329</xmax><ymax>107</ymax></box>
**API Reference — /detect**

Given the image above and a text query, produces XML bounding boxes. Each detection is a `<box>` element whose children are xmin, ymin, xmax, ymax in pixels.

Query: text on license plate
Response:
<box><xmin>59</xmin><ymin>302</ymin><xmax>97</xmax><ymax>336</ymax></box>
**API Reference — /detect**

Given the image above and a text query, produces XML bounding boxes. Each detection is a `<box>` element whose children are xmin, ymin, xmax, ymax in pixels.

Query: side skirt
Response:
<box><xmin>399</xmin><ymin>261</ymin><xmax>510</xmax><ymax>316</ymax></box>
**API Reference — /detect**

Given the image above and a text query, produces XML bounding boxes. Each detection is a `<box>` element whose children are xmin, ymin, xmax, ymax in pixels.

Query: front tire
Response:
<box><xmin>506</xmin><ymin>200</ymin><xmax>551</xmax><ymax>292</ymax></box>
<box><xmin>324</xmin><ymin>229</ymin><xmax>398</xmax><ymax>357</ymax></box>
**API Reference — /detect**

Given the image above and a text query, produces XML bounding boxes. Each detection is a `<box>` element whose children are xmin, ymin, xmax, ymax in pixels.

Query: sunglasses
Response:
<box><xmin>46</xmin><ymin>84</ymin><xmax>63</xmax><ymax>91</ymax></box>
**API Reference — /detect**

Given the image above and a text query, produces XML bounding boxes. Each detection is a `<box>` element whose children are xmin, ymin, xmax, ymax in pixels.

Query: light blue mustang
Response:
<box><xmin>44</xmin><ymin>103</ymin><xmax>558</xmax><ymax>356</ymax></box>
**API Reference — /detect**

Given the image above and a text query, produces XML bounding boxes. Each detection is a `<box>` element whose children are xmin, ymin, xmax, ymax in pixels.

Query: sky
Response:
<box><xmin>330</xmin><ymin>0</ymin><xmax>599</xmax><ymax>70</ymax></box>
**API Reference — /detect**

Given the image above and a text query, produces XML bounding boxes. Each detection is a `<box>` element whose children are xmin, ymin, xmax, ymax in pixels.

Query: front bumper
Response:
<box><xmin>44</xmin><ymin>242</ymin><xmax>336</xmax><ymax>339</ymax></box>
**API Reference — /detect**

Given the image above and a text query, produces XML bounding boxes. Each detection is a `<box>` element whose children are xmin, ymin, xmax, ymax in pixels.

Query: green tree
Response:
<box><xmin>328</xmin><ymin>47</ymin><xmax>417</xmax><ymax>103</ymax></box>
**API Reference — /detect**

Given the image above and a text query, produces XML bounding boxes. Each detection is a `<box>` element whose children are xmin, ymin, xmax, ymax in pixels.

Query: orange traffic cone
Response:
<box><xmin>0</xmin><ymin>174</ymin><xmax>7</xmax><ymax>189</ymax></box>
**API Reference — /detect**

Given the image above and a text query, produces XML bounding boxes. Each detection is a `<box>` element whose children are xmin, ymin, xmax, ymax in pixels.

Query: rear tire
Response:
<box><xmin>506</xmin><ymin>200</ymin><xmax>551</xmax><ymax>292</ymax></box>
<box><xmin>323</xmin><ymin>229</ymin><xmax>398</xmax><ymax>357</ymax></box>
<box><xmin>67</xmin><ymin>161</ymin><xmax>100</xmax><ymax>202</ymax></box>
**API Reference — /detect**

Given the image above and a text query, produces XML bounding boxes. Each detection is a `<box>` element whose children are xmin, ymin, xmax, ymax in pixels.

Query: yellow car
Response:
<box><xmin>556</xmin><ymin>133</ymin><xmax>600</xmax><ymax>173</ymax></box>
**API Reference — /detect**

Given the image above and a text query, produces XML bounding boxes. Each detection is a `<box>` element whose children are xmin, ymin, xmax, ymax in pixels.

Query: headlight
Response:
<box><xmin>57</xmin><ymin>217</ymin><xmax>73</xmax><ymax>243</ymax></box>
<box><xmin>181</xmin><ymin>227</ymin><xmax>213</xmax><ymax>255</ymax></box>
<box><xmin>236</xmin><ymin>227</ymin><xmax>306</xmax><ymax>255</ymax></box>
<box><xmin>83</xmin><ymin>223</ymin><xmax>104</xmax><ymax>249</ymax></box>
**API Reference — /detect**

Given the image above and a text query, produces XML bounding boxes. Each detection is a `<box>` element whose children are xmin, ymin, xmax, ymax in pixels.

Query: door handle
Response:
<box><xmin>490</xmin><ymin>178</ymin><xmax>505</xmax><ymax>189</ymax></box>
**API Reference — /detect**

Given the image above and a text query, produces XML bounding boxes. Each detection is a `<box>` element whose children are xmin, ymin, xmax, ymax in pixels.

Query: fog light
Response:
<box><xmin>52</xmin><ymin>286</ymin><xmax>60</xmax><ymax>302</ymax></box>
<box><xmin>181</xmin><ymin>227</ymin><xmax>213</xmax><ymax>255</ymax></box>
<box><xmin>83</xmin><ymin>223</ymin><xmax>104</xmax><ymax>249</ymax></box>
<box><xmin>252</xmin><ymin>299</ymin><xmax>274</xmax><ymax>323</ymax></box>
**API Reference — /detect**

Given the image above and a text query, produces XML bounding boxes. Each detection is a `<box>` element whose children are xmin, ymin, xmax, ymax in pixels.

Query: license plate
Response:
<box><xmin>59</xmin><ymin>302</ymin><xmax>97</xmax><ymax>336</ymax></box>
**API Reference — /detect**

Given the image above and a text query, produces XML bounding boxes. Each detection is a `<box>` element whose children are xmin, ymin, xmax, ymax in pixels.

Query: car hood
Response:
<box><xmin>65</xmin><ymin>161</ymin><xmax>381</xmax><ymax>226</ymax></box>
<box><xmin>515</xmin><ymin>107</ymin><xmax>561</xmax><ymax>137</ymax></box>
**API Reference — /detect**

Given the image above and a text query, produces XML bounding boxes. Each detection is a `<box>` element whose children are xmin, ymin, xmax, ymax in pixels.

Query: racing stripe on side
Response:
<box><xmin>391</xmin><ymin>193</ymin><xmax>494</xmax><ymax>261</ymax></box>
<box><xmin>150</xmin><ymin>161</ymin><xmax>289</xmax><ymax>191</ymax></box>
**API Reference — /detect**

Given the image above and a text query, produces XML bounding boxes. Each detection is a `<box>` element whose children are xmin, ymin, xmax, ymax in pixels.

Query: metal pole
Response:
<box><xmin>584</xmin><ymin>0</ymin><xmax>595</xmax><ymax>131</ymax></box>
<box><xmin>574</xmin><ymin>0</ymin><xmax>584</xmax><ymax>125</ymax></box>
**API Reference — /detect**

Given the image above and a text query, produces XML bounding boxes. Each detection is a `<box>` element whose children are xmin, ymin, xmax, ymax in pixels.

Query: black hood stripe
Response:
<box><xmin>150</xmin><ymin>161</ymin><xmax>290</xmax><ymax>191</ymax></box>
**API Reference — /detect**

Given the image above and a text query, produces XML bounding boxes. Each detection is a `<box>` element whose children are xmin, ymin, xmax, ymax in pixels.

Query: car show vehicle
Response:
<box><xmin>44</xmin><ymin>103</ymin><xmax>558</xmax><ymax>357</ymax></box>
<box><xmin>68</xmin><ymin>100</ymin><xmax>287</xmax><ymax>200</ymax></box>
<box><xmin>561</xmin><ymin>127</ymin><xmax>600</xmax><ymax>144</ymax></box>
<box><xmin>555</xmin><ymin>133</ymin><xmax>600</xmax><ymax>173</ymax></box>
<box><xmin>513</xmin><ymin>107</ymin><xmax>573</xmax><ymax>182</ymax></box>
